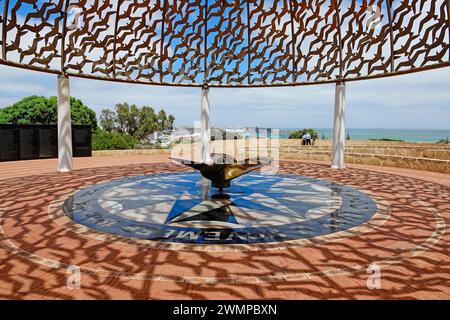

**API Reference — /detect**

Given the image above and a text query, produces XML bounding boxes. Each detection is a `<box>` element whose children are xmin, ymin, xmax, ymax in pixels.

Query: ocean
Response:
<box><xmin>277</xmin><ymin>128</ymin><xmax>450</xmax><ymax>143</ymax></box>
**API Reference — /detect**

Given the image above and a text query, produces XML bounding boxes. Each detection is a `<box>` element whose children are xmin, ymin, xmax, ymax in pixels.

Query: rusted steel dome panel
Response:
<box><xmin>0</xmin><ymin>0</ymin><xmax>449</xmax><ymax>87</ymax></box>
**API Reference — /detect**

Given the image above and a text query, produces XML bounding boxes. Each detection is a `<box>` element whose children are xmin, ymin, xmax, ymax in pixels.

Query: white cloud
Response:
<box><xmin>0</xmin><ymin>63</ymin><xmax>449</xmax><ymax>129</ymax></box>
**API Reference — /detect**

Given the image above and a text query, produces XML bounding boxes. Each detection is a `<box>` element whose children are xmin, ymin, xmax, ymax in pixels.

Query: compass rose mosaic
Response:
<box><xmin>63</xmin><ymin>172</ymin><xmax>379</xmax><ymax>244</ymax></box>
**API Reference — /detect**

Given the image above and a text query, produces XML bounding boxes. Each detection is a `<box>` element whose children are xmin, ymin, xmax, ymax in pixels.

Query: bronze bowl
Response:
<box><xmin>171</xmin><ymin>153</ymin><xmax>271</xmax><ymax>198</ymax></box>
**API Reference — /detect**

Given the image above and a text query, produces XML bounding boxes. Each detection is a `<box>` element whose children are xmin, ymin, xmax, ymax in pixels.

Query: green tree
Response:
<box><xmin>346</xmin><ymin>132</ymin><xmax>351</xmax><ymax>140</ymax></box>
<box><xmin>99</xmin><ymin>109</ymin><xmax>116</xmax><ymax>132</ymax></box>
<box><xmin>0</xmin><ymin>95</ymin><xmax>97</xmax><ymax>128</ymax></box>
<box><xmin>0</xmin><ymin>96</ymin><xmax>52</xmax><ymax>124</ymax></box>
<box><xmin>157</xmin><ymin>109</ymin><xmax>167</xmax><ymax>132</ymax></box>
<box><xmin>136</xmin><ymin>106</ymin><xmax>157</xmax><ymax>142</ymax></box>
<box><xmin>114</xmin><ymin>103</ymin><xmax>142</xmax><ymax>136</ymax></box>
<box><xmin>127</xmin><ymin>105</ymin><xmax>140</xmax><ymax>137</ymax></box>
<box><xmin>68</xmin><ymin>97</ymin><xmax>97</xmax><ymax>128</ymax></box>
<box><xmin>167</xmin><ymin>114</ymin><xmax>175</xmax><ymax>131</ymax></box>
<box><xmin>115</xmin><ymin>103</ymin><xmax>130</xmax><ymax>134</ymax></box>
<box><xmin>102</xmin><ymin>103</ymin><xmax>175</xmax><ymax>142</ymax></box>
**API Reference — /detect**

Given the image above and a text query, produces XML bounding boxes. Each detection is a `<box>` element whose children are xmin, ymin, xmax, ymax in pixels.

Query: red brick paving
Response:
<box><xmin>0</xmin><ymin>156</ymin><xmax>449</xmax><ymax>299</ymax></box>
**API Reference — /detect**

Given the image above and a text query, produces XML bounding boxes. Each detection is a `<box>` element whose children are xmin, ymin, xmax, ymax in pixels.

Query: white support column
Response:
<box><xmin>57</xmin><ymin>74</ymin><xmax>73</xmax><ymax>172</ymax></box>
<box><xmin>201</xmin><ymin>83</ymin><xmax>213</xmax><ymax>164</ymax></box>
<box><xmin>331</xmin><ymin>80</ymin><xmax>346</xmax><ymax>169</ymax></box>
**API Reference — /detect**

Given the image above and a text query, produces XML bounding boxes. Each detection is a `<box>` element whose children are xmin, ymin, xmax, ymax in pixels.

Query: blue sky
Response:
<box><xmin>0</xmin><ymin>64</ymin><xmax>449</xmax><ymax>129</ymax></box>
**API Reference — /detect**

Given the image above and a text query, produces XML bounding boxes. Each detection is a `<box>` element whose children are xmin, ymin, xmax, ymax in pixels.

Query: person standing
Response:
<box><xmin>304</xmin><ymin>132</ymin><xmax>311</xmax><ymax>145</ymax></box>
<box><xmin>312</xmin><ymin>132</ymin><xmax>317</xmax><ymax>145</ymax></box>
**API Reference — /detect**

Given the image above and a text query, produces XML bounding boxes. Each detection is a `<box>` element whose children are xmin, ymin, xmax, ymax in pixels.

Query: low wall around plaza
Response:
<box><xmin>92</xmin><ymin>139</ymin><xmax>450</xmax><ymax>174</ymax></box>
<box><xmin>280</xmin><ymin>150</ymin><xmax>450</xmax><ymax>174</ymax></box>
<box><xmin>279</xmin><ymin>140</ymin><xmax>450</xmax><ymax>174</ymax></box>
<box><xmin>93</xmin><ymin>148</ymin><xmax>171</xmax><ymax>157</ymax></box>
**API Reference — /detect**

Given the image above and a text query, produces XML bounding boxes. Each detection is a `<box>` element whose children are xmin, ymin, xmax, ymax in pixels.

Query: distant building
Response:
<box><xmin>149</xmin><ymin>128</ymin><xmax>200</xmax><ymax>147</ymax></box>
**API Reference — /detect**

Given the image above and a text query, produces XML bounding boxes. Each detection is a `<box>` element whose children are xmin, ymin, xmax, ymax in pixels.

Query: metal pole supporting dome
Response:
<box><xmin>0</xmin><ymin>0</ymin><xmax>449</xmax><ymax>170</ymax></box>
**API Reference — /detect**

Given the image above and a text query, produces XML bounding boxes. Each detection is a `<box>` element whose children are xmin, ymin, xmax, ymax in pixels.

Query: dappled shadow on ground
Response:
<box><xmin>0</xmin><ymin>161</ymin><xmax>449</xmax><ymax>299</ymax></box>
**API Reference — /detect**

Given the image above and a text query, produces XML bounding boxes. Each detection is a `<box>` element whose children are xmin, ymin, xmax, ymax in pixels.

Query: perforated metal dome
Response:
<box><xmin>0</xmin><ymin>0</ymin><xmax>449</xmax><ymax>87</ymax></box>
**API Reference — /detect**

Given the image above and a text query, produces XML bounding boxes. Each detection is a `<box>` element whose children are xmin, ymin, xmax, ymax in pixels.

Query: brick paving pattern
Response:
<box><xmin>0</xmin><ymin>156</ymin><xmax>449</xmax><ymax>299</ymax></box>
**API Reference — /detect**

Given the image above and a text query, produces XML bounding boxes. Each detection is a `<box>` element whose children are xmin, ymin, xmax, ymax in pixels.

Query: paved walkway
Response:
<box><xmin>0</xmin><ymin>156</ymin><xmax>449</xmax><ymax>299</ymax></box>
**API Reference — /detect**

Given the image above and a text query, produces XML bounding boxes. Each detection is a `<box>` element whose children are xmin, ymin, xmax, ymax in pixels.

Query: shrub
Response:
<box><xmin>369</xmin><ymin>138</ymin><xmax>404</xmax><ymax>142</ymax></box>
<box><xmin>288</xmin><ymin>128</ymin><xmax>318</xmax><ymax>139</ymax></box>
<box><xmin>92</xmin><ymin>130</ymin><xmax>139</xmax><ymax>150</ymax></box>
<box><xmin>436</xmin><ymin>137</ymin><xmax>449</xmax><ymax>144</ymax></box>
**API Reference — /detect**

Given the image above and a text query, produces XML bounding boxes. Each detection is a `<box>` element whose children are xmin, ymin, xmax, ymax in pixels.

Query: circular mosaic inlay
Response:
<box><xmin>63</xmin><ymin>173</ymin><xmax>379</xmax><ymax>244</ymax></box>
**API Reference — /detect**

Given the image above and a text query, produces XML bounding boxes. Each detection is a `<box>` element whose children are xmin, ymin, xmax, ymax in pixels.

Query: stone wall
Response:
<box><xmin>279</xmin><ymin>140</ymin><xmax>450</xmax><ymax>173</ymax></box>
<box><xmin>93</xmin><ymin>149</ymin><xmax>171</xmax><ymax>156</ymax></box>
<box><xmin>92</xmin><ymin>139</ymin><xmax>450</xmax><ymax>174</ymax></box>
